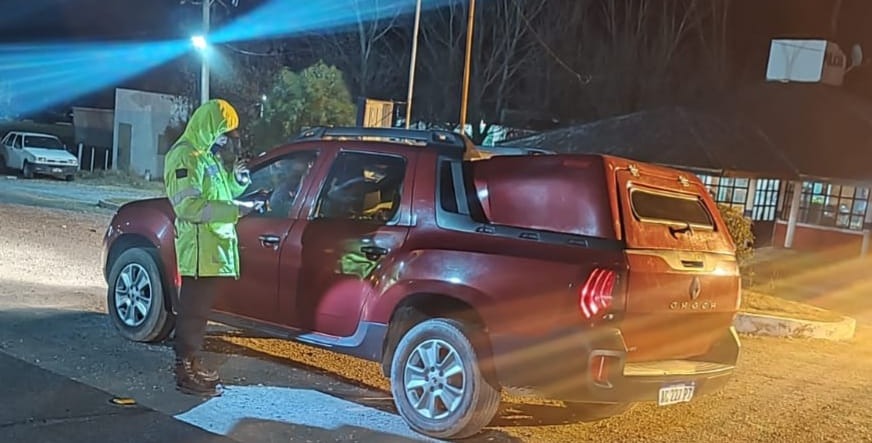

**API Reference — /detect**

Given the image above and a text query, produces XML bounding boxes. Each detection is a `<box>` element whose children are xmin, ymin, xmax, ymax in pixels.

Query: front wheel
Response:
<box><xmin>107</xmin><ymin>247</ymin><xmax>175</xmax><ymax>343</ymax></box>
<box><xmin>390</xmin><ymin>318</ymin><xmax>501</xmax><ymax>440</ymax></box>
<box><xmin>22</xmin><ymin>161</ymin><xmax>33</xmax><ymax>179</ymax></box>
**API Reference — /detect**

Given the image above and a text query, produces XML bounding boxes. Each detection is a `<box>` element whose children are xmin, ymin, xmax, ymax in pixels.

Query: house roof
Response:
<box><xmin>500</xmin><ymin>83</ymin><xmax>872</xmax><ymax>183</ymax></box>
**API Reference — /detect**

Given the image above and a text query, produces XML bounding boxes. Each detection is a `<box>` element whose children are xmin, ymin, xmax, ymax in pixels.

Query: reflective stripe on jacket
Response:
<box><xmin>163</xmin><ymin>99</ymin><xmax>248</xmax><ymax>278</ymax></box>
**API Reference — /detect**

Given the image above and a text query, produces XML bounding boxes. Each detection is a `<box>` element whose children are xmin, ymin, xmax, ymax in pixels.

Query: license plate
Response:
<box><xmin>52</xmin><ymin>168</ymin><xmax>62</xmax><ymax>173</ymax></box>
<box><xmin>658</xmin><ymin>383</ymin><xmax>695</xmax><ymax>406</ymax></box>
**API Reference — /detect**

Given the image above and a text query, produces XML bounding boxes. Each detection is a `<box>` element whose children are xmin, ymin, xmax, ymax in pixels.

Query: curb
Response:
<box><xmin>734</xmin><ymin>312</ymin><xmax>856</xmax><ymax>341</ymax></box>
<box><xmin>97</xmin><ymin>200</ymin><xmax>123</xmax><ymax>210</ymax></box>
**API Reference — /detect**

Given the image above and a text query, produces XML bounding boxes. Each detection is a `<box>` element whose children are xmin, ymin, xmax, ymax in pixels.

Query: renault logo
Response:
<box><xmin>689</xmin><ymin>277</ymin><xmax>701</xmax><ymax>300</ymax></box>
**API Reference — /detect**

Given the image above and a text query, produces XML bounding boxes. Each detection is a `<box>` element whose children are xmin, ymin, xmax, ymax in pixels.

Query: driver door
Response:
<box><xmin>212</xmin><ymin>149</ymin><xmax>320</xmax><ymax>326</ymax></box>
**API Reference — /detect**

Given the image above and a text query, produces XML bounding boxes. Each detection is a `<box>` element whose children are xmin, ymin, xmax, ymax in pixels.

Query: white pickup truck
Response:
<box><xmin>1</xmin><ymin>131</ymin><xmax>79</xmax><ymax>181</ymax></box>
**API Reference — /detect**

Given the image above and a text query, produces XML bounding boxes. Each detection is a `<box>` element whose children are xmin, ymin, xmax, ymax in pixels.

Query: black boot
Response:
<box><xmin>174</xmin><ymin>358</ymin><xmax>221</xmax><ymax>397</ymax></box>
<box><xmin>191</xmin><ymin>356</ymin><xmax>220</xmax><ymax>385</ymax></box>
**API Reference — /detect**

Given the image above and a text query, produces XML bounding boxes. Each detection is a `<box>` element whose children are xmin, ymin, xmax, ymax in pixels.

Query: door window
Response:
<box><xmin>13</xmin><ymin>135</ymin><xmax>22</xmax><ymax>149</ymax></box>
<box><xmin>314</xmin><ymin>151</ymin><xmax>407</xmax><ymax>224</ymax></box>
<box><xmin>243</xmin><ymin>150</ymin><xmax>318</xmax><ymax>218</ymax></box>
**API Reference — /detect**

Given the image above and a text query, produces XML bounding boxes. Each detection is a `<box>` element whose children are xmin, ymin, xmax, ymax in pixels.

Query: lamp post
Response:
<box><xmin>404</xmin><ymin>0</ymin><xmax>423</xmax><ymax>129</ymax></box>
<box><xmin>459</xmin><ymin>0</ymin><xmax>476</xmax><ymax>135</ymax></box>
<box><xmin>200</xmin><ymin>0</ymin><xmax>211</xmax><ymax>105</ymax></box>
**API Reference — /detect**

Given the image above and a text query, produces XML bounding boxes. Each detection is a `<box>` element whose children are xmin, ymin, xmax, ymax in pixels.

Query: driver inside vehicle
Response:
<box><xmin>264</xmin><ymin>157</ymin><xmax>315</xmax><ymax>217</ymax></box>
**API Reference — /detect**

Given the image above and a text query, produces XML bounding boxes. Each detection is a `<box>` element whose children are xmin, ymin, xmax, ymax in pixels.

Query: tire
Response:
<box><xmin>107</xmin><ymin>247</ymin><xmax>175</xmax><ymax>343</ymax></box>
<box><xmin>22</xmin><ymin>161</ymin><xmax>33</xmax><ymax>179</ymax></box>
<box><xmin>64</xmin><ymin>174</ymin><xmax>75</xmax><ymax>182</ymax></box>
<box><xmin>563</xmin><ymin>402</ymin><xmax>634</xmax><ymax>422</ymax></box>
<box><xmin>390</xmin><ymin>318</ymin><xmax>501</xmax><ymax>440</ymax></box>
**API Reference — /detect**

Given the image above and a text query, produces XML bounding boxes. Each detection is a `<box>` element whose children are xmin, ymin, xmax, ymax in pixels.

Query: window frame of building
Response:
<box><xmin>779</xmin><ymin>180</ymin><xmax>870</xmax><ymax>231</ymax></box>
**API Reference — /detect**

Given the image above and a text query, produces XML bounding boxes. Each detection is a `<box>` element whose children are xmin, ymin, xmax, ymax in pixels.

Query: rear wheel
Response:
<box><xmin>390</xmin><ymin>318</ymin><xmax>501</xmax><ymax>440</ymax></box>
<box><xmin>107</xmin><ymin>247</ymin><xmax>175</xmax><ymax>343</ymax></box>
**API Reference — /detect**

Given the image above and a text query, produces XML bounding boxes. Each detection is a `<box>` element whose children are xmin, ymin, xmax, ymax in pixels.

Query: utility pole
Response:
<box><xmin>458</xmin><ymin>0</ymin><xmax>476</xmax><ymax>135</ymax></box>
<box><xmin>200</xmin><ymin>0</ymin><xmax>211</xmax><ymax>106</ymax></box>
<box><xmin>404</xmin><ymin>0</ymin><xmax>423</xmax><ymax>129</ymax></box>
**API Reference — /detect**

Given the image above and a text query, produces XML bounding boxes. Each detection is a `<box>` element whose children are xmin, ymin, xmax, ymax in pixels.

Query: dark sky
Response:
<box><xmin>3</xmin><ymin>0</ymin><xmax>872</xmax><ymax>114</ymax></box>
<box><xmin>0</xmin><ymin>0</ymin><xmax>259</xmax><ymax>42</ymax></box>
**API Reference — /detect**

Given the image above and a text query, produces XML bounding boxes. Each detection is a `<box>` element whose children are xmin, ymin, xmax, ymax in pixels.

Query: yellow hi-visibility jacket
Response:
<box><xmin>163</xmin><ymin>99</ymin><xmax>249</xmax><ymax>278</ymax></box>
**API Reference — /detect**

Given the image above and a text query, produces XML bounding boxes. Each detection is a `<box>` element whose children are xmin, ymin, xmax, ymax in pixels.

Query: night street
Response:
<box><xmin>6</xmin><ymin>0</ymin><xmax>872</xmax><ymax>441</ymax></box>
<box><xmin>2</xmin><ymin>201</ymin><xmax>872</xmax><ymax>442</ymax></box>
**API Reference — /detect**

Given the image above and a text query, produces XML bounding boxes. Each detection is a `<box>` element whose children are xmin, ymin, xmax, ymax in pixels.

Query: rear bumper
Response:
<box><xmin>489</xmin><ymin>325</ymin><xmax>740</xmax><ymax>404</ymax></box>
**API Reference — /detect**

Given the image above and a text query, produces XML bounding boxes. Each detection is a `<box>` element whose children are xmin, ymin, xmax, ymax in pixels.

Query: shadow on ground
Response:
<box><xmin>0</xmin><ymin>307</ymin><xmax>606</xmax><ymax>441</ymax></box>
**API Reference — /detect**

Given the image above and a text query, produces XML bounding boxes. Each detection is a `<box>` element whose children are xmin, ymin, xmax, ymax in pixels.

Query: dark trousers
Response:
<box><xmin>174</xmin><ymin>277</ymin><xmax>220</xmax><ymax>360</ymax></box>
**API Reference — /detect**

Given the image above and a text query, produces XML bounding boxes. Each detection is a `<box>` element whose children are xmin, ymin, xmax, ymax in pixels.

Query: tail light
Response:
<box><xmin>579</xmin><ymin>268</ymin><xmax>617</xmax><ymax>319</ymax></box>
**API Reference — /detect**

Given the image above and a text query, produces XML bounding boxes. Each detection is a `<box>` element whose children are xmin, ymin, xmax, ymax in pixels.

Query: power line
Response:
<box><xmin>223</xmin><ymin>43</ymin><xmax>285</xmax><ymax>57</ymax></box>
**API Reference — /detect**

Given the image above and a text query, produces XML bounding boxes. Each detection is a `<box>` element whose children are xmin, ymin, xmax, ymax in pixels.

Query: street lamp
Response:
<box><xmin>191</xmin><ymin>35</ymin><xmax>208</xmax><ymax>50</ymax></box>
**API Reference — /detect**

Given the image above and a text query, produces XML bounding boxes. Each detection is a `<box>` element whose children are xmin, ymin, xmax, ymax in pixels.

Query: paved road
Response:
<box><xmin>0</xmin><ymin>351</ymin><xmax>232</xmax><ymax>443</ymax></box>
<box><xmin>0</xmin><ymin>176</ymin><xmax>160</xmax><ymax>212</ymax></box>
<box><xmin>2</xmin><ymin>202</ymin><xmax>872</xmax><ymax>442</ymax></box>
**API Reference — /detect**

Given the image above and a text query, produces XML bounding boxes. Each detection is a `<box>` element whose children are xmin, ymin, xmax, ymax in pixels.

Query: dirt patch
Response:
<box><xmin>741</xmin><ymin>291</ymin><xmax>845</xmax><ymax>323</ymax></box>
<box><xmin>76</xmin><ymin>170</ymin><xmax>165</xmax><ymax>193</ymax></box>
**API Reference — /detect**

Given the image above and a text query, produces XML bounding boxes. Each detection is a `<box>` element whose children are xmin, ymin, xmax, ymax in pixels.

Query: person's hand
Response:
<box><xmin>233</xmin><ymin>159</ymin><xmax>251</xmax><ymax>184</ymax></box>
<box><xmin>235</xmin><ymin>200</ymin><xmax>264</xmax><ymax>216</ymax></box>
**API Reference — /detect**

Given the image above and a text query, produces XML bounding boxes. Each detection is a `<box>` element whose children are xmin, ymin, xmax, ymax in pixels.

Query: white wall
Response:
<box><xmin>112</xmin><ymin>88</ymin><xmax>191</xmax><ymax>178</ymax></box>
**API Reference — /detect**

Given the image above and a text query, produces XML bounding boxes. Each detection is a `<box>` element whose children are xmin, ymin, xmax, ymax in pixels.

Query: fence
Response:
<box><xmin>72</xmin><ymin>144</ymin><xmax>113</xmax><ymax>172</ymax></box>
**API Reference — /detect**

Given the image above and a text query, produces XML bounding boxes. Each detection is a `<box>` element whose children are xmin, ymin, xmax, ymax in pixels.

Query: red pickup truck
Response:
<box><xmin>102</xmin><ymin>127</ymin><xmax>741</xmax><ymax>439</ymax></box>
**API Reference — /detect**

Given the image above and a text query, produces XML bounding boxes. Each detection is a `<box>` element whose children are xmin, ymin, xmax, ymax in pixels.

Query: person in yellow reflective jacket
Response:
<box><xmin>163</xmin><ymin>98</ymin><xmax>261</xmax><ymax>397</ymax></box>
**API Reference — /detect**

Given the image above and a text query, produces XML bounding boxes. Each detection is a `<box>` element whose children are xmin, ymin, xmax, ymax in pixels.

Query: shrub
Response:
<box><xmin>717</xmin><ymin>204</ymin><xmax>755</xmax><ymax>267</ymax></box>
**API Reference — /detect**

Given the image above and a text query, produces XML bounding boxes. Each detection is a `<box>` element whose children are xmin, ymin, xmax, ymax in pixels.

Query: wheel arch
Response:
<box><xmin>106</xmin><ymin>233</ymin><xmax>176</xmax><ymax>313</ymax></box>
<box><xmin>380</xmin><ymin>292</ymin><xmax>497</xmax><ymax>385</ymax></box>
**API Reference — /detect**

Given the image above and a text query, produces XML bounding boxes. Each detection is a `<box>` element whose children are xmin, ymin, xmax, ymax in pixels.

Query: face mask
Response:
<box><xmin>210</xmin><ymin>134</ymin><xmax>230</xmax><ymax>155</ymax></box>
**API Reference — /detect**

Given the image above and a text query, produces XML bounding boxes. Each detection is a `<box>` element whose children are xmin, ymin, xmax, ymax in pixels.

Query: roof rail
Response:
<box><xmin>477</xmin><ymin>146</ymin><xmax>556</xmax><ymax>156</ymax></box>
<box><xmin>293</xmin><ymin>126</ymin><xmax>470</xmax><ymax>150</ymax></box>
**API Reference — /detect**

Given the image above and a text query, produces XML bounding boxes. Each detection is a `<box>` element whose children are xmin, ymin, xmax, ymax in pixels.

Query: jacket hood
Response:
<box><xmin>177</xmin><ymin>99</ymin><xmax>239</xmax><ymax>152</ymax></box>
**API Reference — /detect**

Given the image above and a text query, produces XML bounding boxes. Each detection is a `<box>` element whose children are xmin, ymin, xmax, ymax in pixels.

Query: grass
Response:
<box><xmin>741</xmin><ymin>290</ymin><xmax>844</xmax><ymax>323</ymax></box>
<box><xmin>741</xmin><ymin>246</ymin><xmax>872</xmax><ymax>323</ymax></box>
<box><xmin>75</xmin><ymin>169</ymin><xmax>165</xmax><ymax>193</ymax></box>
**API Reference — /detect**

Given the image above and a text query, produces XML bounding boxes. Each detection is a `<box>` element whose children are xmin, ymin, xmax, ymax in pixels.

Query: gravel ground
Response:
<box><xmin>2</xmin><ymin>203</ymin><xmax>872</xmax><ymax>442</ymax></box>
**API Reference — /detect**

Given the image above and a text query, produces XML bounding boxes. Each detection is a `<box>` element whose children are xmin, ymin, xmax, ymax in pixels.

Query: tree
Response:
<box><xmin>250</xmin><ymin>62</ymin><xmax>357</xmax><ymax>152</ymax></box>
<box><xmin>314</xmin><ymin>0</ymin><xmax>406</xmax><ymax>99</ymax></box>
<box><xmin>415</xmin><ymin>0</ymin><xmax>546</xmax><ymax>143</ymax></box>
<box><xmin>513</xmin><ymin>0</ymin><xmax>733</xmax><ymax>123</ymax></box>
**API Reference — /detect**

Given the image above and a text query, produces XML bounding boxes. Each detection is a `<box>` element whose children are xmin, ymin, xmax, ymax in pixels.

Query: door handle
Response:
<box><xmin>360</xmin><ymin>245</ymin><xmax>388</xmax><ymax>260</ymax></box>
<box><xmin>258</xmin><ymin>234</ymin><xmax>281</xmax><ymax>248</ymax></box>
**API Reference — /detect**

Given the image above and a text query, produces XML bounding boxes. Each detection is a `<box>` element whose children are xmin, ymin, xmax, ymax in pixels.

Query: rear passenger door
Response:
<box><xmin>290</xmin><ymin>148</ymin><xmax>416</xmax><ymax>337</ymax></box>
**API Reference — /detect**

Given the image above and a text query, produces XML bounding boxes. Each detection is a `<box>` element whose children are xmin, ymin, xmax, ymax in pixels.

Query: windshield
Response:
<box><xmin>23</xmin><ymin>136</ymin><xmax>65</xmax><ymax>150</ymax></box>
